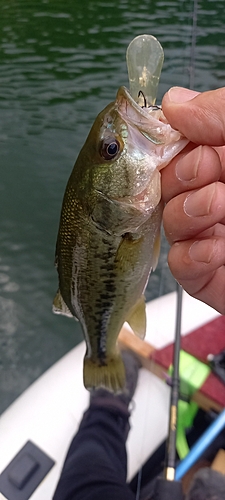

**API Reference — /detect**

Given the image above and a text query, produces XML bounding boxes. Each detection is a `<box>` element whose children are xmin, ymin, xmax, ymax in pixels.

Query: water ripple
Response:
<box><xmin>0</xmin><ymin>0</ymin><xmax>225</xmax><ymax>413</ymax></box>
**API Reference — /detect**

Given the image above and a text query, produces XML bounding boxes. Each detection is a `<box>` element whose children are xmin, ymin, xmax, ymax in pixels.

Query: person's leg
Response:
<box><xmin>53</xmin><ymin>350</ymin><xmax>140</xmax><ymax>500</ymax></box>
<box><xmin>53</xmin><ymin>404</ymin><xmax>135</xmax><ymax>500</ymax></box>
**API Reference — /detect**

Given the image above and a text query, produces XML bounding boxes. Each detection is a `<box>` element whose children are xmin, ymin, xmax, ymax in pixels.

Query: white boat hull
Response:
<box><xmin>0</xmin><ymin>291</ymin><xmax>219</xmax><ymax>499</ymax></box>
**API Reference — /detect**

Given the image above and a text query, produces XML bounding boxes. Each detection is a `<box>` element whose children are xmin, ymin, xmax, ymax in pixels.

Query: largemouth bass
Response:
<box><xmin>53</xmin><ymin>85</ymin><xmax>188</xmax><ymax>392</ymax></box>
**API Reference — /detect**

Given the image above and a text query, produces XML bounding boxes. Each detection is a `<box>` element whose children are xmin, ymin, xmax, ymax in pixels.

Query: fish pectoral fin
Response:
<box><xmin>84</xmin><ymin>354</ymin><xmax>125</xmax><ymax>392</ymax></box>
<box><xmin>126</xmin><ymin>295</ymin><xmax>146</xmax><ymax>339</ymax></box>
<box><xmin>52</xmin><ymin>289</ymin><xmax>74</xmax><ymax>318</ymax></box>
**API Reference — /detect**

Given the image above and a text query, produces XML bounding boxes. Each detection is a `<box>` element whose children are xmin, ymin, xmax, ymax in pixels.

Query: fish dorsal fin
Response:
<box><xmin>152</xmin><ymin>230</ymin><xmax>161</xmax><ymax>271</ymax></box>
<box><xmin>126</xmin><ymin>295</ymin><xmax>146</xmax><ymax>339</ymax></box>
<box><xmin>52</xmin><ymin>289</ymin><xmax>74</xmax><ymax>318</ymax></box>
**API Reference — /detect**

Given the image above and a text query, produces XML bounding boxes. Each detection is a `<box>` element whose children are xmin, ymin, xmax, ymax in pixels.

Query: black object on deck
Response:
<box><xmin>0</xmin><ymin>440</ymin><xmax>55</xmax><ymax>500</ymax></box>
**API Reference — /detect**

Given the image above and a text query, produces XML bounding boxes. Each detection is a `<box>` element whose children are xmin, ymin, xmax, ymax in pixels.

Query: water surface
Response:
<box><xmin>1</xmin><ymin>0</ymin><xmax>225</xmax><ymax>413</ymax></box>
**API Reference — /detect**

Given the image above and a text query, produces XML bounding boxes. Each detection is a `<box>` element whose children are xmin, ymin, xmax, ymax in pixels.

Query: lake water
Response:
<box><xmin>1</xmin><ymin>0</ymin><xmax>225</xmax><ymax>413</ymax></box>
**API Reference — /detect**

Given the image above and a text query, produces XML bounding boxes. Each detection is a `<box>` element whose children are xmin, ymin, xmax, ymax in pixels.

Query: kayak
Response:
<box><xmin>0</xmin><ymin>290</ymin><xmax>220</xmax><ymax>499</ymax></box>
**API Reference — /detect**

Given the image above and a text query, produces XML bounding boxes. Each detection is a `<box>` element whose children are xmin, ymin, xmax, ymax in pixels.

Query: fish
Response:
<box><xmin>53</xmin><ymin>85</ymin><xmax>188</xmax><ymax>392</ymax></box>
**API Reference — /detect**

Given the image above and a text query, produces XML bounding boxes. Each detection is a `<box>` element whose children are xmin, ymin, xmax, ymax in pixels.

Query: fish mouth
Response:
<box><xmin>116</xmin><ymin>86</ymin><xmax>165</xmax><ymax>145</ymax></box>
<box><xmin>116</xmin><ymin>85</ymin><xmax>183</xmax><ymax>148</ymax></box>
<box><xmin>113</xmin><ymin>86</ymin><xmax>188</xmax><ymax>212</ymax></box>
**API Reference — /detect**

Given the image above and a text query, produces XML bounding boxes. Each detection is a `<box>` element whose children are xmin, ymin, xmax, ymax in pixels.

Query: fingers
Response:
<box><xmin>163</xmin><ymin>182</ymin><xmax>225</xmax><ymax>245</ymax></box>
<box><xmin>161</xmin><ymin>85</ymin><xmax>225</xmax><ymax>314</ymax></box>
<box><xmin>162</xmin><ymin>87</ymin><xmax>225</xmax><ymax>146</ymax></box>
<box><xmin>167</xmin><ymin>237</ymin><xmax>225</xmax><ymax>314</ymax></box>
<box><xmin>161</xmin><ymin>144</ymin><xmax>222</xmax><ymax>204</ymax></box>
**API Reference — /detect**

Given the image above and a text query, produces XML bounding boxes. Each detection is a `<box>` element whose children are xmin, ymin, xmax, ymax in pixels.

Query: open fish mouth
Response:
<box><xmin>116</xmin><ymin>85</ymin><xmax>185</xmax><ymax>149</ymax></box>
<box><xmin>113</xmin><ymin>86</ymin><xmax>189</xmax><ymax>212</ymax></box>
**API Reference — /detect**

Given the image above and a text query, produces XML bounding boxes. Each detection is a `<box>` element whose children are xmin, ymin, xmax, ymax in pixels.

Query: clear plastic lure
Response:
<box><xmin>126</xmin><ymin>34</ymin><xmax>164</xmax><ymax>107</ymax></box>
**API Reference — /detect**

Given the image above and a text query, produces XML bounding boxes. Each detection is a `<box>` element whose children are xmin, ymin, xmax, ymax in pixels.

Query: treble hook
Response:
<box><xmin>138</xmin><ymin>90</ymin><xmax>161</xmax><ymax>110</ymax></box>
<box><xmin>138</xmin><ymin>90</ymin><xmax>147</xmax><ymax>107</ymax></box>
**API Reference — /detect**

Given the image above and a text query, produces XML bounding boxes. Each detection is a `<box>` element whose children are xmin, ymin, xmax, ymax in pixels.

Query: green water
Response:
<box><xmin>0</xmin><ymin>0</ymin><xmax>225</xmax><ymax>413</ymax></box>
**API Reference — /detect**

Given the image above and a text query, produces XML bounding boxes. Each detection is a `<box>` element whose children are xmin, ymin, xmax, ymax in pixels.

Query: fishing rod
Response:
<box><xmin>154</xmin><ymin>0</ymin><xmax>199</xmax><ymax>498</ymax></box>
<box><xmin>153</xmin><ymin>284</ymin><xmax>184</xmax><ymax>499</ymax></box>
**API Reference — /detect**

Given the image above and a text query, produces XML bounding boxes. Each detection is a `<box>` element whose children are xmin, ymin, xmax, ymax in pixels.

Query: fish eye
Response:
<box><xmin>100</xmin><ymin>138</ymin><xmax>120</xmax><ymax>160</ymax></box>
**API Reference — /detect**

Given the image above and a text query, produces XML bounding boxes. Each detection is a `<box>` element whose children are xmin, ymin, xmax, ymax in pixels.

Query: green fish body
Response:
<box><xmin>53</xmin><ymin>86</ymin><xmax>188</xmax><ymax>392</ymax></box>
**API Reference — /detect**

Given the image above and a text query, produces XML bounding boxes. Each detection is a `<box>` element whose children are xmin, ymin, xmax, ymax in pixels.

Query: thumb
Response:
<box><xmin>162</xmin><ymin>87</ymin><xmax>225</xmax><ymax>146</ymax></box>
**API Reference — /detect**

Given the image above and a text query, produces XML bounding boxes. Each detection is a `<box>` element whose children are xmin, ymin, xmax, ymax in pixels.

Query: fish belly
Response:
<box><xmin>74</xmin><ymin>204</ymin><xmax>162</xmax><ymax>392</ymax></box>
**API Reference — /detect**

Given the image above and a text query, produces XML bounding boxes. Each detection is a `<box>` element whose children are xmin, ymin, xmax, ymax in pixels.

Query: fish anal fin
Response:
<box><xmin>52</xmin><ymin>289</ymin><xmax>74</xmax><ymax>318</ymax></box>
<box><xmin>84</xmin><ymin>354</ymin><xmax>125</xmax><ymax>393</ymax></box>
<box><xmin>126</xmin><ymin>295</ymin><xmax>146</xmax><ymax>339</ymax></box>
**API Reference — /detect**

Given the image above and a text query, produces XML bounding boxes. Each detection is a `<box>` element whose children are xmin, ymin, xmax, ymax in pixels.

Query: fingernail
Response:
<box><xmin>189</xmin><ymin>239</ymin><xmax>216</xmax><ymax>263</ymax></box>
<box><xmin>167</xmin><ymin>87</ymin><xmax>200</xmax><ymax>104</ymax></box>
<box><xmin>184</xmin><ymin>184</ymin><xmax>215</xmax><ymax>217</ymax></box>
<box><xmin>176</xmin><ymin>146</ymin><xmax>202</xmax><ymax>182</ymax></box>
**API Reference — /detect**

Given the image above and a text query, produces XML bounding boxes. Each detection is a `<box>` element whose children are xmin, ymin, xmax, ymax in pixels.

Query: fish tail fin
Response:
<box><xmin>83</xmin><ymin>354</ymin><xmax>125</xmax><ymax>393</ymax></box>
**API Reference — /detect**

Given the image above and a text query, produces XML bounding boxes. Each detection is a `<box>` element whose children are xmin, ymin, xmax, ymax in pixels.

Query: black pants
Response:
<box><xmin>53</xmin><ymin>403</ymin><xmax>136</xmax><ymax>500</ymax></box>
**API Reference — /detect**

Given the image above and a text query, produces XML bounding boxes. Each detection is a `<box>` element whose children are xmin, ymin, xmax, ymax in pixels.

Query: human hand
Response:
<box><xmin>161</xmin><ymin>87</ymin><xmax>225</xmax><ymax>314</ymax></box>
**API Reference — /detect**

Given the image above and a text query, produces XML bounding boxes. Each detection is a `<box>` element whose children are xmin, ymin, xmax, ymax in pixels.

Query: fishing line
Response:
<box><xmin>135</xmin><ymin>467</ymin><xmax>142</xmax><ymax>500</ymax></box>
<box><xmin>158</xmin><ymin>0</ymin><xmax>198</xmax><ymax>300</ymax></box>
<box><xmin>162</xmin><ymin>0</ymin><xmax>198</xmax><ymax>487</ymax></box>
<box><xmin>158</xmin><ymin>0</ymin><xmax>198</xmax><ymax>493</ymax></box>
<box><xmin>189</xmin><ymin>0</ymin><xmax>198</xmax><ymax>89</ymax></box>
